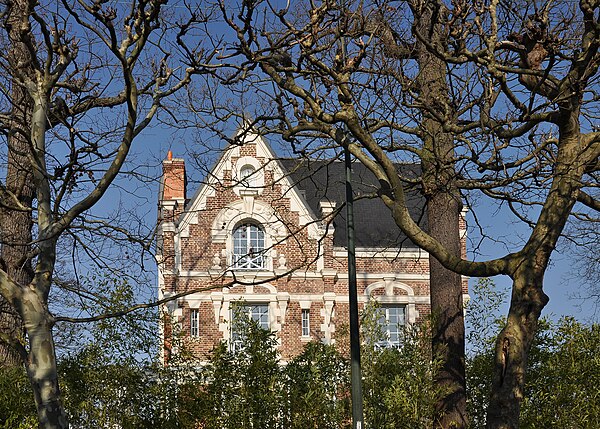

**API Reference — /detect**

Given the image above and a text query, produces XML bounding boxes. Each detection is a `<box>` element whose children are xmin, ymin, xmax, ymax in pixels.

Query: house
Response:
<box><xmin>157</xmin><ymin>127</ymin><xmax>468</xmax><ymax>362</ymax></box>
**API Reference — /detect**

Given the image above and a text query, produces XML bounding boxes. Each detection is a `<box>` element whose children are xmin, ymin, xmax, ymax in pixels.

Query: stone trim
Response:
<box><xmin>333</xmin><ymin>247</ymin><xmax>429</xmax><ymax>259</ymax></box>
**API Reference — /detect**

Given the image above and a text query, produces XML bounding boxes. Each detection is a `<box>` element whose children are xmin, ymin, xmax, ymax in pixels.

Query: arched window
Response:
<box><xmin>232</xmin><ymin>223</ymin><xmax>265</xmax><ymax>269</ymax></box>
<box><xmin>239</xmin><ymin>164</ymin><xmax>256</xmax><ymax>187</ymax></box>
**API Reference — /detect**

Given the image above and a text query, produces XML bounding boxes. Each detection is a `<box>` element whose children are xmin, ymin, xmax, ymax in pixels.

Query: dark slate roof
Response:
<box><xmin>279</xmin><ymin>159</ymin><xmax>427</xmax><ymax>249</ymax></box>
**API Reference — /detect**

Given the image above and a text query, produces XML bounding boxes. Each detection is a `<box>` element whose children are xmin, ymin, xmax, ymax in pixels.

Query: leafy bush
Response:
<box><xmin>361</xmin><ymin>301</ymin><xmax>445</xmax><ymax>429</ymax></box>
<box><xmin>283</xmin><ymin>342</ymin><xmax>350</xmax><ymax>429</ymax></box>
<box><xmin>0</xmin><ymin>366</ymin><xmax>36</xmax><ymax>429</ymax></box>
<box><xmin>466</xmin><ymin>278</ymin><xmax>600</xmax><ymax>428</ymax></box>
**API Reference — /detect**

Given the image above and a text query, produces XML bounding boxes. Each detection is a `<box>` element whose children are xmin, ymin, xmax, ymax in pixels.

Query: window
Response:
<box><xmin>230</xmin><ymin>304</ymin><xmax>269</xmax><ymax>351</ymax></box>
<box><xmin>301</xmin><ymin>309</ymin><xmax>310</xmax><ymax>337</ymax></box>
<box><xmin>376</xmin><ymin>305</ymin><xmax>406</xmax><ymax>349</ymax></box>
<box><xmin>232</xmin><ymin>223</ymin><xmax>265</xmax><ymax>269</ymax></box>
<box><xmin>239</xmin><ymin>164</ymin><xmax>256</xmax><ymax>187</ymax></box>
<box><xmin>190</xmin><ymin>309</ymin><xmax>199</xmax><ymax>338</ymax></box>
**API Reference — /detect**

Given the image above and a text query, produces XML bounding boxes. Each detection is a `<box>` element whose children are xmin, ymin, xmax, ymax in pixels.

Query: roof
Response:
<box><xmin>279</xmin><ymin>158</ymin><xmax>427</xmax><ymax>249</ymax></box>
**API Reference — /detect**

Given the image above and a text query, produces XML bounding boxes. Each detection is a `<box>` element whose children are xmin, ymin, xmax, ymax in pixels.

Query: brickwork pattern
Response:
<box><xmin>158</xmin><ymin>137</ymin><xmax>465</xmax><ymax>362</ymax></box>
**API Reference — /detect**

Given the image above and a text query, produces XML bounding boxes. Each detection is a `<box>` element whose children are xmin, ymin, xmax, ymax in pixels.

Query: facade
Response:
<box><xmin>157</xmin><ymin>128</ymin><xmax>468</xmax><ymax>362</ymax></box>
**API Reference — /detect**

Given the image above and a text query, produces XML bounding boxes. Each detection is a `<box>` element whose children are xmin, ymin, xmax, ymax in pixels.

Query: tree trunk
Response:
<box><xmin>25</xmin><ymin>68</ymin><xmax>68</xmax><ymax>427</ymax></box>
<box><xmin>21</xmin><ymin>288</ymin><xmax>68</xmax><ymax>429</ymax></box>
<box><xmin>0</xmin><ymin>0</ymin><xmax>35</xmax><ymax>367</ymax></box>
<box><xmin>414</xmin><ymin>1</ymin><xmax>467</xmax><ymax>427</ymax></box>
<box><xmin>485</xmin><ymin>264</ymin><xmax>548</xmax><ymax>429</ymax></box>
<box><xmin>427</xmin><ymin>189</ymin><xmax>466</xmax><ymax>429</ymax></box>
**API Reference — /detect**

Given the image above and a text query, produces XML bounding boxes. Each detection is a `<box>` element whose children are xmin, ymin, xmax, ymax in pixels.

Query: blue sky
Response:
<box><xmin>466</xmin><ymin>205</ymin><xmax>598</xmax><ymax>323</ymax></box>
<box><xmin>134</xmin><ymin>123</ymin><xmax>598</xmax><ymax>324</ymax></box>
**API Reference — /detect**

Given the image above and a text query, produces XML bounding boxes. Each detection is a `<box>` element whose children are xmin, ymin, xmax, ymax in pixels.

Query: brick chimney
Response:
<box><xmin>161</xmin><ymin>150</ymin><xmax>186</xmax><ymax>202</ymax></box>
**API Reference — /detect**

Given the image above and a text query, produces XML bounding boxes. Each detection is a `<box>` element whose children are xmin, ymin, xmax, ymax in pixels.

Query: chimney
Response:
<box><xmin>161</xmin><ymin>150</ymin><xmax>187</xmax><ymax>202</ymax></box>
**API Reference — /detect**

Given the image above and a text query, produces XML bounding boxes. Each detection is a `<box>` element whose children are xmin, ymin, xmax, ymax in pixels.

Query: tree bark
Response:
<box><xmin>486</xmin><ymin>264</ymin><xmax>547</xmax><ymax>429</ymax></box>
<box><xmin>427</xmin><ymin>189</ymin><xmax>466</xmax><ymax>429</ymax></box>
<box><xmin>21</xmin><ymin>287</ymin><xmax>67</xmax><ymax>429</ymax></box>
<box><xmin>0</xmin><ymin>0</ymin><xmax>35</xmax><ymax>368</ymax></box>
<box><xmin>414</xmin><ymin>1</ymin><xmax>467</xmax><ymax>427</ymax></box>
<box><xmin>26</xmin><ymin>90</ymin><xmax>68</xmax><ymax>428</ymax></box>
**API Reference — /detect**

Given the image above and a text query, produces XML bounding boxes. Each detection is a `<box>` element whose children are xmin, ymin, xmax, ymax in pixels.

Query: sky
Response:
<box><xmin>135</xmin><ymin>122</ymin><xmax>599</xmax><ymax>326</ymax></box>
<box><xmin>466</xmin><ymin>205</ymin><xmax>598</xmax><ymax>323</ymax></box>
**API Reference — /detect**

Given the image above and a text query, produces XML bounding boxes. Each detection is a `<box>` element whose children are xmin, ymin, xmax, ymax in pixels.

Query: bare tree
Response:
<box><xmin>0</xmin><ymin>1</ymin><xmax>207</xmax><ymax>427</ymax></box>
<box><xmin>563</xmin><ymin>212</ymin><xmax>600</xmax><ymax>315</ymax></box>
<box><xmin>209</xmin><ymin>1</ymin><xmax>469</xmax><ymax>427</ymax></box>
<box><xmin>203</xmin><ymin>1</ymin><xmax>599</xmax><ymax>428</ymax></box>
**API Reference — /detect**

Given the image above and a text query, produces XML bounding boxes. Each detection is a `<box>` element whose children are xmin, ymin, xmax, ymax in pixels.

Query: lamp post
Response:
<box><xmin>344</xmin><ymin>143</ymin><xmax>364</xmax><ymax>429</ymax></box>
<box><xmin>339</xmin><ymin>2</ymin><xmax>364</xmax><ymax>426</ymax></box>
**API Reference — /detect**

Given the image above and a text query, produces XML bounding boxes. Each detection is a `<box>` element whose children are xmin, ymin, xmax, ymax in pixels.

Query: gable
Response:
<box><xmin>176</xmin><ymin>128</ymin><xmax>322</xmax><ymax>241</ymax></box>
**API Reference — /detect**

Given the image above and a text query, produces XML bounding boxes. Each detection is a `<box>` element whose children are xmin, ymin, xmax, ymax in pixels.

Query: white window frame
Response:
<box><xmin>376</xmin><ymin>305</ymin><xmax>406</xmax><ymax>349</ymax></box>
<box><xmin>301</xmin><ymin>308</ymin><xmax>310</xmax><ymax>337</ymax></box>
<box><xmin>232</xmin><ymin>223</ymin><xmax>266</xmax><ymax>270</ymax></box>
<box><xmin>190</xmin><ymin>309</ymin><xmax>199</xmax><ymax>338</ymax></box>
<box><xmin>230</xmin><ymin>304</ymin><xmax>270</xmax><ymax>351</ymax></box>
<box><xmin>239</xmin><ymin>164</ymin><xmax>256</xmax><ymax>187</ymax></box>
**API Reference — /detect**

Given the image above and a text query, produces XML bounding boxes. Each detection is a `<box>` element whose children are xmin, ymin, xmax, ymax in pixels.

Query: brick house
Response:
<box><xmin>157</xmin><ymin>128</ymin><xmax>468</xmax><ymax>362</ymax></box>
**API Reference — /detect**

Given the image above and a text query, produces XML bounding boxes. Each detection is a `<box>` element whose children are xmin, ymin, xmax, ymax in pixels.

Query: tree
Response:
<box><xmin>437</xmin><ymin>3</ymin><xmax>600</xmax><ymax>427</ymax></box>
<box><xmin>0</xmin><ymin>0</ymin><xmax>36</xmax><ymax>368</ymax></box>
<box><xmin>564</xmin><ymin>221</ymin><xmax>600</xmax><ymax>312</ymax></box>
<box><xmin>2</xmin><ymin>275</ymin><xmax>183</xmax><ymax>429</ymax></box>
<box><xmin>203</xmin><ymin>1</ymin><xmax>600</xmax><ymax>428</ymax></box>
<box><xmin>519</xmin><ymin>318</ymin><xmax>600</xmax><ymax>428</ymax></box>
<box><xmin>178</xmin><ymin>301</ymin><xmax>443</xmax><ymax>429</ymax></box>
<box><xmin>467</xmin><ymin>279</ymin><xmax>600</xmax><ymax>428</ymax></box>
<box><xmin>410</xmin><ymin>4</ymin><xmax>466</xmax><ymax>426</ymax></box>
<box><xmin>0</xmin><ymin>366</ymin><xmax>37</xmax><ymax>428</ymax></box>
<box><xmin>0</xmin><ymin>1</ymin><xmax>207</xmax><ymax>427</ymax></box>
<box><xmin>360</xmin><ymin>302</ymin><xmax>445</xmax><ymax>429</ymax></box>
<box><xmin>186</xmin><ymin>309</ymin><xmax>285</xmax><ymax>429</ymax></box>
<box><xmin>59</xmin><ymin>330</ymin><xmax>181</xmax><ymax>428</ymax></box>
<box><xmin>284</xmin><ymin>342</ymin><xmax>350</xmax><ymax>429</ymax></box>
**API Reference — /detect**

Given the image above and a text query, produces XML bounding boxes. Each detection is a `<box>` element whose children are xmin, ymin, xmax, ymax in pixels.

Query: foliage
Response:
<box><xmin>6</xmin><ymin>278</ymin><xmax>600</xmax><ymax>429</ymax></box>
<box><xmin>188</xmin><ymin>312</ymin><xmax>284</xmax><ymax>429</ymax></box>
<box><xmin>55</xmin><ymin>274</ymin><xmax>181</xmax><ymax>428</ymax></box>
<box><xmin>190</xmin><ymin>302</ymin><xmax>444</xmax><ymax>429</ymax></box>
<box><xmin>59</xmin><ymin>345</ymin><xmax>180</xmax><ymax>429</ymax></box>
<box><xmin>0</xmin><ymin>367</ymin><xmax>36</xmax><ymax>429</ymax></box>
<box><xmin>465</xmin><ymin>278</ymin><xmax>508</xmax><ymax>427</ymax></box>
<box><xmin>361</xmin><ymin>302</ymin><xmax>445</xmax><ymax>429</ymax></box>
<box><xmin>520</xmin><ymin>319</ymin><xmax>600</xmax><ymax>429</ymax></box>
<box><xmin>467</xmin><ymin>279</ymin><xmax>600</xmax><ymax>428</ymax></box>
<box><xmin>82</xmin><ymin>273</ymin><xmax>159</xmax><ymax>363</ymax></box>
<box><xmin>17</xmin><ymin>281</ymin><xmax>600</xmax><ymax>429</ymax></box>
<box><xmin>283</xmin><ymin>342</ymin><xmax>350</xmax><ymax>429</ymax></box>
<box><xmin>1</xmin><ymin>272</ymin><xmax>183</xmax><ymax>429</ymax></box>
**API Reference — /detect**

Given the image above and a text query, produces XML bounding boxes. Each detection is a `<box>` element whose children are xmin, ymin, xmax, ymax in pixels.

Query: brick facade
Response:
<box><xmin>158</xmin><ymin>128</ymin><xmax>468</xmax><ymax>362</ymax></box>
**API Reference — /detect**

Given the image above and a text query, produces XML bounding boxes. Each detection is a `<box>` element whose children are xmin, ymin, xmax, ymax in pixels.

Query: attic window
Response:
<box><xmin>234</xmin><ymin>157</ymin><xmax>263</xmax><ymax>196</ymax></box>
<box><xmin>240</xmin><ymin>164</ymin><xmax>256</xmax><ymax>187</ymax></box>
